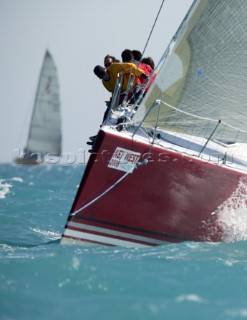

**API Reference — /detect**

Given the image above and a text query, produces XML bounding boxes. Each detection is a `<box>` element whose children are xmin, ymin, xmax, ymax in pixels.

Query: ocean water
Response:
<box><xmin>1</xmin><ymin>163</ymin><xmax>247</xmax><ymax>320</ymax></box>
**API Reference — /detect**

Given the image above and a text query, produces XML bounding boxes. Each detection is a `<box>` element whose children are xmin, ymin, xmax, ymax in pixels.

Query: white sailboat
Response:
<box><xmin>15</xmin><ymin>50</ymin><xmax>62</xmax><ymax>164</ymax></box>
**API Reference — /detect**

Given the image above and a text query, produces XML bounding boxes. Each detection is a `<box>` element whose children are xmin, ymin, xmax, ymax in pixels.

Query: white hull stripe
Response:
<box><xmin>63</xmin><ymin>229</ymin><xmax>150</xmax><ymax>248</ymax></box>
<box><xmin>66</xmin><ymin>221</ymin><xmax>168</xmax><ymax>245</ymax></box>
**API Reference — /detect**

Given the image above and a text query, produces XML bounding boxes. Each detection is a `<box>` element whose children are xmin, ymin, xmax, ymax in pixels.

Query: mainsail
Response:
<box><xmin>25</xmin><ymin>50</ymin><xmax>62</xmax><ymax>157</ymax></box>
<box><xmin>137</xmin><ymin>0</ymin><xmax>247</xmax><ymax>144</ymax></box>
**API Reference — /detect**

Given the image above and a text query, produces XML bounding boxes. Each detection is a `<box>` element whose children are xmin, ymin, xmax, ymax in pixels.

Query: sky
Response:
<box><xmin>0</xmin><ymin>0</ymin><xmax>194</xmax><ymax>164</ymax></box>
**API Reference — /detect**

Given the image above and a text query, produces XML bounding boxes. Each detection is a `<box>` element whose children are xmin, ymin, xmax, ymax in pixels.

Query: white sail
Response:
<box><xmin>25</xmin><ymin>50</ymin><xmax>62</xmax><ymax>156</ymax></box>
<box><xmin>137</xmin><ymin>0</ymin><xmax>247</xmax><ymax>144</ymax></box>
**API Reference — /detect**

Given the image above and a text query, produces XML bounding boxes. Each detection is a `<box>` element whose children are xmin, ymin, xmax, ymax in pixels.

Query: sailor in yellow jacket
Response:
<box><xmin>94</xmin><ymin>62</ymin><xmax>147</xmax><ymax>93</ymax></box>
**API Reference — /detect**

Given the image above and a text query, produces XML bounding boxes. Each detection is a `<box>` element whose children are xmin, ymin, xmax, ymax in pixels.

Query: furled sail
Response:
<box><xmin>25</xmin><ymin>50</ymin><xmax>62</xmax><ymax>156</ymax></box>
<box><xmin>137</xmin><ymin>0</ymin><xmax>247</xmax><ymax>143</ymax></box>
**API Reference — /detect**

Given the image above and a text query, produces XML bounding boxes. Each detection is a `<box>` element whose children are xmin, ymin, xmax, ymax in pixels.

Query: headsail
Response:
<box><xmin>25</xmin><ymin>50</ymin><xmax>62</xmax><ymax>156</ymax></box>
<box><xmin>136</xmin><ymin>0</ymin><xmax>247</xmax><ymax>143</ymax></box>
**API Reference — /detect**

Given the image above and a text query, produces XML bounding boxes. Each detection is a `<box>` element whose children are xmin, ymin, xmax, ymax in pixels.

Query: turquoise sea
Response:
<box><xmin>1</xmin><ymin>163</ymin><xmax>247</xmax><ymax>320</ymax></box>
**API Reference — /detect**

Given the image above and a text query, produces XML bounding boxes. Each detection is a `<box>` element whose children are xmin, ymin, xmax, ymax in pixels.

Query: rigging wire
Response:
<box><xmin>16</xmin><ymin>93</ymin><xmax>34</xmax><ymax>149</ymax></box>
<box><xmin>70</xmin><ymin>172</ymin><xmax>130</xmax><ymax>217</ymax></box>
<box><xmin>141</xmin><ymin>0</ymin><xmax>166</xmax><ymax>59</ymax></box>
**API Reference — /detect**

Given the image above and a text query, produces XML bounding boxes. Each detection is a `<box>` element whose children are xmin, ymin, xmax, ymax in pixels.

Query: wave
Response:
<box><xmin>0</xmin><ymin>176</ymin><xmax>23</xmax><ymax>199</ymax></box>
<box><xmin>215</xmin><ymin>177</ymin><xmax>247</xmax><ymax>242</ymax></box>
<box><xmin>30</xmin><ymin>227</ymin><xmax>61</xmax><ymax>241</ymax></box>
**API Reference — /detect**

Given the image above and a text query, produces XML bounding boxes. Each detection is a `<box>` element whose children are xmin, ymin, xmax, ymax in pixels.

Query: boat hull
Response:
<box><xmin>61</xmin><ymin>129</ymin><xmax>246</xmax><ymax>247</ymax></box>
<box><xmin>14</xmin><ymin>157</ymin><xmax>42</xmax><ymax>165</ymax></box>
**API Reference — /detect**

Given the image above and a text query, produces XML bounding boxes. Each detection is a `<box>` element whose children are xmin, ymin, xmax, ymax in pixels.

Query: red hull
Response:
<box><xmin>61</xmin><ymin>129</ymin><xmax>245</xmax><ymax>247</ymax></box>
